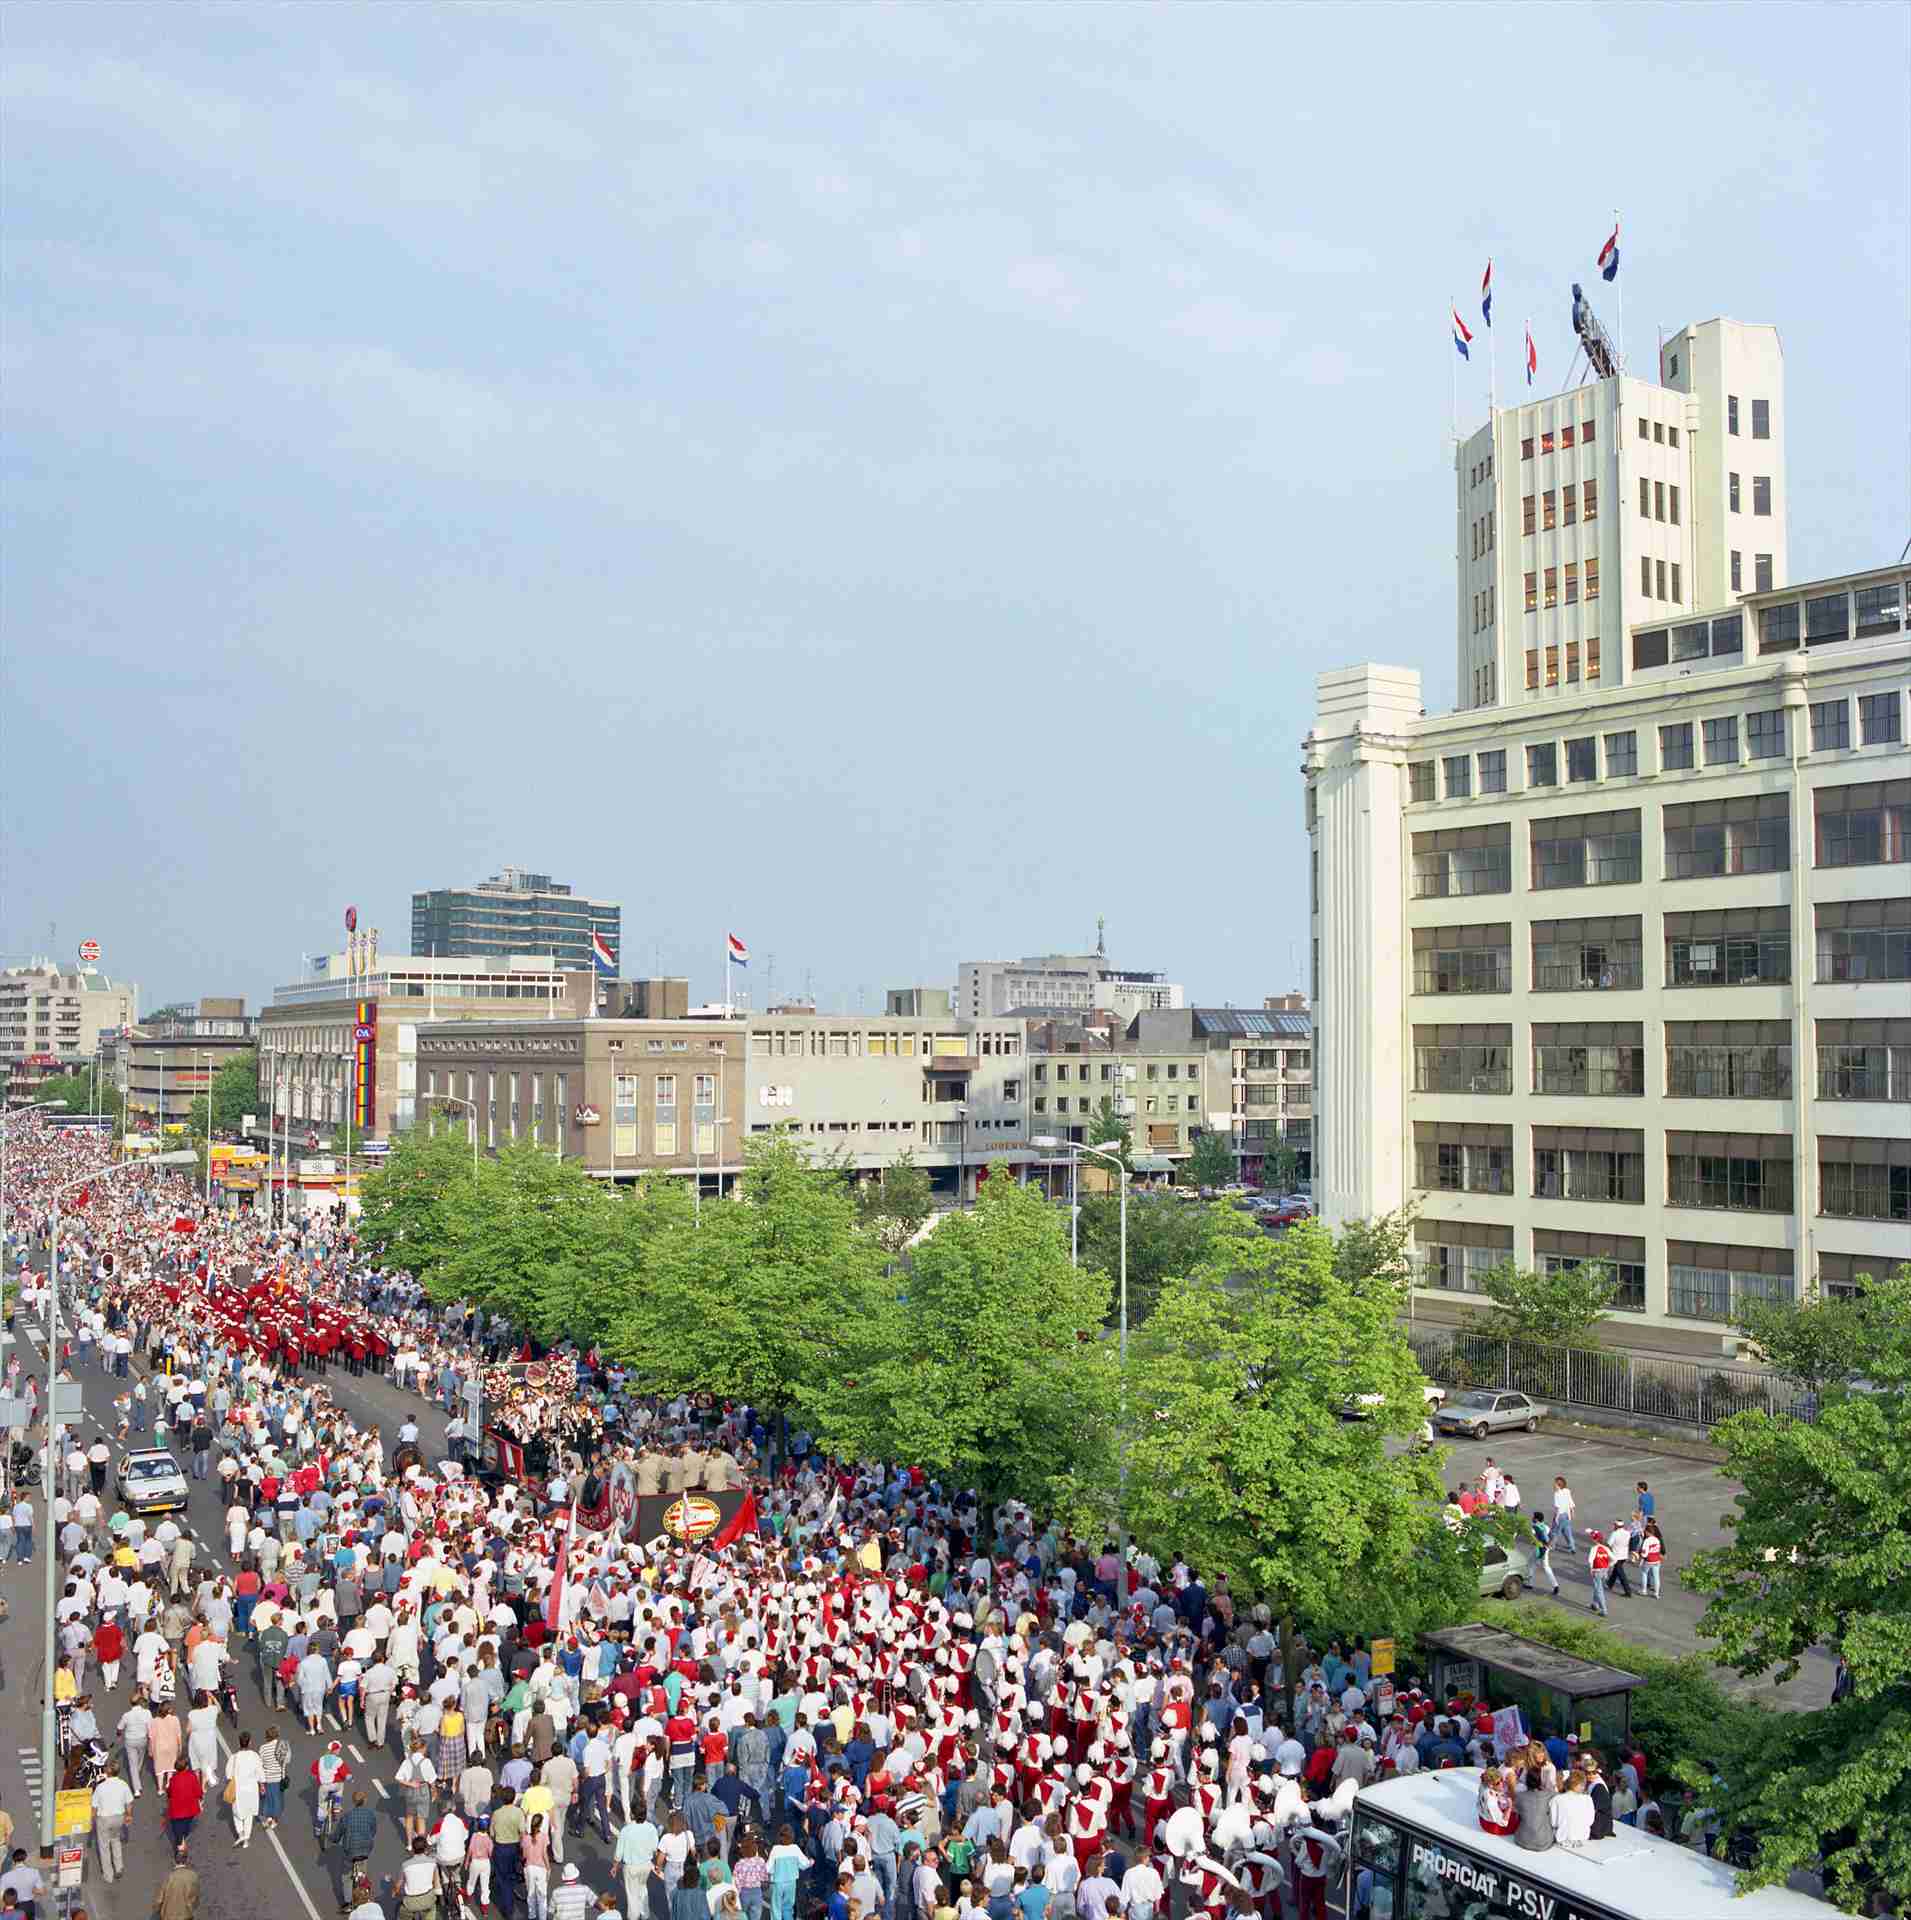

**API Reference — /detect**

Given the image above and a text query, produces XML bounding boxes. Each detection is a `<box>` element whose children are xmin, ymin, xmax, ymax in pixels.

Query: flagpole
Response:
<box><xmin>1487</xmin><ymin>272</ymin><xmax>1497</xmax><ymax>419</ymax></box>
<box><xmin>1449</xmin><ymin>295</ymin><xmax>1458</xmax><ymax>444</ymax></box>
<box><xmin>1612</xmin><ymin>209</ymin><xmax>1624</xmax><ymax>372</ymax></box>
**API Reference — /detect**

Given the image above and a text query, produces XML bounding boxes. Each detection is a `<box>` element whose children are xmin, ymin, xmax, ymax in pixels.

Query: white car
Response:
<box><xmin>1343</xmin><ymin>1384</ymin><xmax>1447</xmax><ymax>1419</ymax></box>
<box><xmin>116</xmin><ymin>1448</ymin><xmax>190</xmax><ymax>1515</ymax></box>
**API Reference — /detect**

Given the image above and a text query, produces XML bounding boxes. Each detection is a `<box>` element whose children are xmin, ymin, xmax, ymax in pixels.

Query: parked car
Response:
<box><xmin>1477</xmin><ymin>1535</ymin><xmax>1541</xmax><ymax>1600</ymax></box>
<box><xmin>1435</xmin><ymin>1389</ymin><xmax>1545</xmax><ymax>1438</ymax></box>
<box><xmin>1342</xmin><ymin>1384</ymin><xmax>1447</xmax><ymax>1420</ymax></box>
<box><xmin>116</xmin><ymin>1448</ymin><xmax>189</xmax><ymax>1515</ymax></box>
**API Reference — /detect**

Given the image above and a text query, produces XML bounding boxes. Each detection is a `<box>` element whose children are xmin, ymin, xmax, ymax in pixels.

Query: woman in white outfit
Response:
<box><xmin>229</xmin><ymin>1731</ymin><xmax>264</xmax><ymax>1848</ymax></box>
<box><xmin>186</xmin><ymin>1690</ymin><xmax>222</xmax><ymax>1788</ymax></box>
<box><xmin>227</xmin><ymin>1500</ymin><xmax>250</xmax><ymax>1560</ymax></box>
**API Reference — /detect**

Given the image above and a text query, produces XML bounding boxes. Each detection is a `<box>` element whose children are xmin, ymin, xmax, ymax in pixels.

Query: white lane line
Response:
<box><xmin>347</xmin><ymin>1744</ymin><xmax>365</xmax><ymax>1763</ymax></box>
<box><xmin>372</xmin><ymin>1777</ymin><xmax>389</xmax><ymax>1798</ymax></box>
<box><xmin>211</xmin><ymin>1722</ymin><xmax>323</xmax><ymax>1920</ymax></box>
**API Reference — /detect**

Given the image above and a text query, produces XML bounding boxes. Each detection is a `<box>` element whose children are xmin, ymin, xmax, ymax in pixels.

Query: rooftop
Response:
<box><xmin>1419</xmin><ymin>1621</ymin><xmax>1644</xmax><ymax>1696</ymax></box>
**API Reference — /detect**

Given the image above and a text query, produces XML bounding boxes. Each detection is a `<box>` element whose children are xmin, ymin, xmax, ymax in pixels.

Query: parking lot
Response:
<box><xmin>1403</xmin><ymin>1416</ymin><xmax>1836</xmax><ymax>1708</ymax></box>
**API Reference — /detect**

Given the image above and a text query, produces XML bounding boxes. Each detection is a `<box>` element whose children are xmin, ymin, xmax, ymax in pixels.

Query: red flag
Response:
<box><xmin>518</xmin><ymin>1339</ymin><xmax>534</xmax><ymax>1362</ymax></box>
<box><xmin>711</xmin><ymin>1491</ymin><xmax>759</xmax><ymax>1550</ymax></box>
<box><xmin>74</xmin><ymin>1187</ymin><xmax>90</xmax><ymax>1209</ymax></box>
<box><xmin>171</xmin><ymin>1217</ymin><xmax>197</xmax><ymax>1235</ymax></box>
<box><xmin>545</xmin><ymin>1496</ymin><xmax>578</xmax><ymax>1632</ymax></box>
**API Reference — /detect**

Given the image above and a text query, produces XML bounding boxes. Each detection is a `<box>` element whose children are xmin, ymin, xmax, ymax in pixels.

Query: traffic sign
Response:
<box><xmin>52</xmin><ymin>1383</ymin><xmax>84</xmax><ymax>1419</ymax></box>
<box><xmin>0</xmin><ymin>1397</ymin><xmax>28</xmax><ymax>1430</ymax></box>
<box><xmin>53</xmin><ymin>1789</ymin><xmax>92</xmax><ymax>1837</ymax></box>
<box><xmin>55</xmin><ymin>1843</ymin><xmax>84</xmax><ymax>1889</ymax></box>
<box><xmin>77</xmin><ymin>940</ymin><xmax>100</xmax><ymax>964</ymax></box>
<box><xmin>1370</xmin><ymin>1636</ymin><xmax>1396</xmax><ymax>1677</ymax></box>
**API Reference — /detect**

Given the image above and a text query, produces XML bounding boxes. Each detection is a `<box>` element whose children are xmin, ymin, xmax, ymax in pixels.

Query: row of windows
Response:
<box><xmin>748</xmin><ymin>1030</ymin><xmax>1014</xmax><ymax>1059</ymax></box>
<box><xmin>1756</xmin><ymin>581</ymin><xmax>1905</xmax><ymax>653</ymax></box>
<box><xmin>1636</xmin><ymin>415</ymin><xmax>1681</xmax><ymax>448</ymax></box>
<box><xmin>422</xmin><ymin>1069</ymin><xmax>574</xmax><ymax>1153</ymax></box>
<box><xmin>1725</xmin><ymin>471</ymin><xmax>1774</xmax><ymax>517</ymax></box>
<box><xmin>1033</xmin><ymin>1093</ymin><xmax>1200</xmax><ymax>1116</ymax></box>
<box><xmin>1519</xmin><ymin>418</ymin><xmax>1597</xmax><ymax>460</ymax></box>
<box><xmin>1522</xmin><ymin>560</ymin><xmax>1604</xmax><ymax>615</ymax></box>
<box><xmin>1636</xmin><ymin>477</ymin><xmax>1680</xmax><ymax>525</ymax></box>
<box><xmin>1416</xmin><ymin>1137</ymin><xmax>1906</xmax><ymax>1223</ymax></box>
<box><xmin>1521</xmin><ymin>479</ymin><xmax>1601</xmax><ymax>536</ymax></box>
<box><xmin>1639</xmin><ymin>556</ymin><xmax>1684</xmax><ymax>604</ymax></box>
<box><xmin>1032</xmin><ymin>1058</ymin><xmax>1201</xmax><ymax>1083</ymax></box>
<box><xmin>1418</xmin><ymin>1243</ymin><xmax>1832</xmax><ymax>1321</ymax></box>
<box><xmin>1728</xmin><ymin>552</ymin><xmax>1776</xmax><ymax>594</ymax></box>
<box><xmin>1466</xmin><ymin>452</ymin><xmax>1497</xmax><ymax>489</ymax></box>
<box><xmin>1520</xmin><ymin>636</ymin><xmax>1606</xmax><ymax>690</ymax></box>
<box><xmin>1411</xmin><ymin>700</ymin><xmax>1903</xmax><ymax>809</ymax></box>
<box><xmin>1726</xmin><ymin>394</ymin><xmax>1772</xmax><ymax>439</ymax></box>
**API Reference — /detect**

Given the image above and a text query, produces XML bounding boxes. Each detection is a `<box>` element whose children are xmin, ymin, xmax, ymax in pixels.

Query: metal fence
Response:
<box><xmin>1406</xmin><ymin>1328</ymin><xmax>1820</xmax><ymax>1430</ymax></box>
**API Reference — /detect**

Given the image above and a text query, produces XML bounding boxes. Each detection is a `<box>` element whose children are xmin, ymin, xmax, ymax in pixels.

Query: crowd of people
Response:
<box><xmin>1</xmin><ymin>1117</ymin><xmax>1694</xmax><ymax>1920</ymax></box>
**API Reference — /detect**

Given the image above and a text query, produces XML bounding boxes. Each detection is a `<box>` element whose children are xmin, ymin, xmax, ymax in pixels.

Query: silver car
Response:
<box><xmin>1435</xmin><ymin>1388</ymin><xmax>1544</xmax><ymax>1439</ymax></box>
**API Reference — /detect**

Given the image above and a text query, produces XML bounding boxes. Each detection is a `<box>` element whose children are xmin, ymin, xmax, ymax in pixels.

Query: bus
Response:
<box><xmin>1346</xmin><ymin>1768</ymin><xmax>1836</xmax><ymax>1920</ymax></box>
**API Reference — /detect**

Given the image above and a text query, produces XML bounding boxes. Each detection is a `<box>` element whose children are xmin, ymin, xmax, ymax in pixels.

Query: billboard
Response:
<box><xmin>353</xmin><ymin>999</ymin><xmax>377</xmax><ymax>1132</ymax></box>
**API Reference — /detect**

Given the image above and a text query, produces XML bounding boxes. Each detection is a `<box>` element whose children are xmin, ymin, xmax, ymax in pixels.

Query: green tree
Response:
<box><xmin>811</xmin><ymin>1176</ymin><xmax>1115</xmax><ymax>1514</ymax></box>
<box><xmin>854</xmin><ymin>1151</ymin><xmax>935</xmax><ymax>1257</ymax></box>
<box><xmin>430</xmin><ymin>1140</ymin><xmax>629</xmax><ymax>1347</ymax></box>
<box><xmin>1125</xmin><ymin>1214</ymin><xmax>1481</xmax><ymax>1729</ymax></box>
<box><xmin>356</xmin><ymin>1126</ymin><xmax>479</xmax><ymax>1286</ymax></box>
<box><xmin>1682</xmin><ymin>1267</ymin><xmax>1911</xmax><ymax>1908</ymax></box>
<box><xmin>1077</xmin><ymin>1189</ymin><xmax>1220</xmax><ymax>1325</ymax></box>
<box><xmin>1180</xmin><ymin>1130</ymin><xmax>1237</xmax><ymax>1191</ymax></box>
<box><xmin>607</xmin><ymin>1129</ymin><xmax>890</xmax><ymax>1423</ymax></box>
<box><xmin>206</xmin><ymin>1049</ymin><xmax>258</xmax><ymax>1132</ymax></box>
<box><xmin>32</xmin><ymin>1070</ymin><xmax>122</xmax><ymax>1130</ymax></box>
<box><xmin>1333</xmin><ymin>1203</ymin><xmax>1418</xmax><ymax>1294</ymax></box>
<box><xmin>1087</xmin><ymin>1097</ymin><xmax>1133</xmax><ymax>1173</ymax></box>
<box><xmin>1730</xmin><ymin>1279</ymin><xmax>1902</xmax><ymax>1399</ymax></box>
<box><xmin>1474</xmin><ymin>1257</ymin><xmax>1615</xmax><ymax>1348</ymax></box>
<box><xmin>1260</xmin><ymin>1142</ymin><xmax>1302</xmax><ymax>1195</ymax></box>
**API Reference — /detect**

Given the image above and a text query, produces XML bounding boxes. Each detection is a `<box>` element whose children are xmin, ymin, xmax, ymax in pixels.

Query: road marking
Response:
<box><xmin>213</xmin><ymin>1709</ymin><xmax>323</xmax><ymax>1920</ymax></box>
<box><xmin>347</xmin><ymin>1743</ymin><xmax>365</xmax><ymax>1762</ymax></box>
<box><xmin>372</xmin><ymin>1777</ymin><xmax>390</xmax><ymax>1798</ymax></box>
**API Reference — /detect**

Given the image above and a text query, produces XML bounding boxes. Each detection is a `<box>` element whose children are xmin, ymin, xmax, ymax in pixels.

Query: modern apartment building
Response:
<box><xmin>958</xmin><ymin>951</ymin><xmax>1183</xmax><ymax>1018</ymax></box>
<box><xmin>411</xmin><ymin>867</ymin><xmax>621</xmax><ymax>973</ymax></box>
<box><xmin>1307</xmin><ymin>316</ymin><xmax>1907</xmax><ymax>1354</ymax></box>
<box><xmin>257</xmin><ymin>951</ymin><xmax>594</xmax><ymax>1149</ymax></box>
<box><xmin>0</xmin><ymin>962</ymin><xmax>140</xmax><ymax>1083</ymax></box>
<box><xmin>414</xmin><ymin>1010</ymin><xmax>1031</xmax><ymax>1202</ymax></box>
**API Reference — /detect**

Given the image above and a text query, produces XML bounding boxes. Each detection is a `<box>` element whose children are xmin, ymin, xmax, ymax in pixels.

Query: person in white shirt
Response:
<box><xmin>1550</xmin><ymin>1776</ymin><xmax>1596</xmax><ymax>1851</ymax></box>
<box><xmin>92</xmin><ymin>1773</ymin><xmax>135</xmax><ymax>1879</ymax></box>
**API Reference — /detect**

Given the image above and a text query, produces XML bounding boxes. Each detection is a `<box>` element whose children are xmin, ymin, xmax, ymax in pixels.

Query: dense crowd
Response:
<box><xmin>1</xmin><ymin>1119</ymin><xmax>1696</xmax><ymax>1920</ymax></box>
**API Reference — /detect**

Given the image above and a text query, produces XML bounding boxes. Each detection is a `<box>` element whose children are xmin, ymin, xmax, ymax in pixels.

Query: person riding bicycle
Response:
<box><xmin>395</xmin><ymin>1835</ymin><xmax>445</xmax><ymax>1920</ymax></box>
<box><xmin>313</xmin><ymin>1742</ymin><xmax>353</xmax><ymax>1838</ymax></box>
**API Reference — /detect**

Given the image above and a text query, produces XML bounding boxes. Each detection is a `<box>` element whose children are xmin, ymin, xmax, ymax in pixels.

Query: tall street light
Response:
<box><xmin>425</xmin><ymin>1093</ymin><xmax>481</xmax><ymax>1176</ymax></box>
<box><xmin>40</xmin><ymin>1148</ymin><xmax>196</xmax><ymax>1847</ymax></box>
<box><xmin>1034</xmin><ymin>1133</ymin><xmax>1130</xmax><ymax>1575</ymax></box>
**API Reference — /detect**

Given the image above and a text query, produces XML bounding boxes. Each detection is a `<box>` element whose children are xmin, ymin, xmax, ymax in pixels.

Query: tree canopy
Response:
<box><xmin>1076</xmin><ymin>1188</ymin><xmax>1221</xmax><ymax>1325</ymax></box>
<box><xmin>1475</xmin><ymin>1256</ymin><xmax>1615</xmax><ymax>1348</ymax></box>
<box><xmin>808</xmin><ymin>1175</ymin><xmax>1114</xmax><ymax>1514</ymax></box>
<box><xmin>1123</xmin><ymin>1211</ymin><xmax>1488</xmax><ymax>1719</ymax></box>
<box><xmin>1179</xmin><ymin>1130</ymin><xmax>1237</xmax><ymax>1192</ymax></box>
<box><xmin>1682</xmin><ymin>1266</ymin><xmax>1911</xmax><ymax>1909</ymax></box>
<box><xmin>853</xmin><ymin>1150</ymin><xmax>934</xmax><ymax>1257</ymax></box>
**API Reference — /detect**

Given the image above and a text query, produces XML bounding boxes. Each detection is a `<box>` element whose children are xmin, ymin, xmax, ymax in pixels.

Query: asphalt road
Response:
<box><xmin>1405</xmin><ymin>1418</ymin><xmax>1836</xmax><ymax>1709</ymax></box>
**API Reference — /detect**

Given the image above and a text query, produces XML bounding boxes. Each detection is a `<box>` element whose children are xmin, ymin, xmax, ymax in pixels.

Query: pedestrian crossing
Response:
<box><xmin>17</xmin><ymin>1743</ymin><xmax>44</xmax><ymax>1821</ymax></box>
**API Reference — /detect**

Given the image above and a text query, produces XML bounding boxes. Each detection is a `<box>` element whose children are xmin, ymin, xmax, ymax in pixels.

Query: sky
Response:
<box><xmin>3</xmin><ymin>2</ymin><xmax>1906</xmax><ymax>1016</ymax></box>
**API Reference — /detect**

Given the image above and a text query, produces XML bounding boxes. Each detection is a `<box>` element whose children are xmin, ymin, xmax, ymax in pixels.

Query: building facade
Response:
<box><xmin>958</xmin><ymin>952</ymin><xmax>1183</xmax><ymax>1019</ymax></box>
<box><xmin>1454</xmin><ymin>315</ymin><xmax>1788</xmax><ymax>715</ymax></box>
<box><xmin>411</xmin><ymin>867</ymin><xmax>622</xmax><ymax>972</ymax></box>
<box><xmin>1308</xmin><ymin>565</ymin><xmax>1909</xmax><ymax>1351</ymax></box>
<box><xmin>124</xmin><ymin>999</ymin><xmax>256</xmax><ymax>1135</ymax></box>
<box><xmin>414</xmin><ymin>1011</ymin><xmax>1032</xmax><ymax>1201</ymax></box>
<box><xmin>0</xmin><ymin>963</ymin><xmax>140</xmax><ymax>1086</ymax></box>
<box><xmin>257</xmin><ymin>952</ymin><xmax>593</xmax><ymax>1149</ymax></box>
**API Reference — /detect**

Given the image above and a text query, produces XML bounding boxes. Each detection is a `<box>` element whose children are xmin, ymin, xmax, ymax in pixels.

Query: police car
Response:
<box><xmin>116</xmin><ymin>1448</ymin><xmax>190</xmax><ymax>1514</ymax></box>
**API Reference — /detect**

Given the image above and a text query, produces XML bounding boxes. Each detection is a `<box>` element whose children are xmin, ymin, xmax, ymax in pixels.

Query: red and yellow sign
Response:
<box><xmin>353</xmin><ymin>999</ymin><xmax>377</xmax><ymax>1132</ymax></box>
<box><xmin>661</xmin><ymin>1494</ymin><xmax>723</xmax><ymax>1543</ymax></box>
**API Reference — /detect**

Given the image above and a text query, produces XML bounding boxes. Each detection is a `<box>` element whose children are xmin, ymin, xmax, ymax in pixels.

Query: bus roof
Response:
<box><xmin>1354</xmin><ymin>1768</ymin><xmax>1836</xmax><ymax>1919</ymax></box>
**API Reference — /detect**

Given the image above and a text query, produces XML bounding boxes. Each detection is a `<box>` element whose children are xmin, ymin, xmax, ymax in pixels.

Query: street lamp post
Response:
<box><xmin>1034</xmin><ymin>1133</ymin><xmax>1129</xmax><ymax>1573</ymax></box>
<box><xmin>41</xmin><ymin>1149</ymin><xmax>195</xmax><ymax>1847</ymax></box>
<box><xmin>955</xmin><ymin>1102</ymin><xmax>968</xmax><ymax>1210</ymax></box>
<box><xmin>201</xmin><ymin>1049</ymin><xmax>214</xmax><ymax>1210</ymax></box>
<box><xmin>426</xmin><ymin>1093</ymin><xmax>480</xmax><ymax>1176</ymax></box>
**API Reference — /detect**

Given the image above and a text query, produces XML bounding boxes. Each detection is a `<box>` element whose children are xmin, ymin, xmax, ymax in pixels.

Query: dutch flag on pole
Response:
<box><xmin>1525</xmin><ymin>325</ymin><xmax>1538</xmax><ymax>387</ymax></box>
<box><xmin>1451</xmin><ymin>306</ymin><xmax>1473</xmax><ymax>361</ymax></box>
<box><xmin>1598</xmin><ymin>222</ymin><xmax>1620</xmax><ymax>283</ymax></box>
<box><xmin>590</xmin><ymin>930</ymin><xmax>617</xmax><ymax>976</ymax></box>
<box><xmin>727</xmin><ymin>933</ymin><xmax>749</xmax><ymax>967</ymax></box>
<box><xmin>1481</xmin><ymin>260</ymin><xmax>1493</xmax><ymax>328</ymax></box>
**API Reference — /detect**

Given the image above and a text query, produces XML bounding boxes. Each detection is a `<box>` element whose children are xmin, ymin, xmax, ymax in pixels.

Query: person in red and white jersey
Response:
<box><xmin>1067</xmin><ymin>1764</ymin><xmax>1109</xmax><ymax>1872</ymax></box>
<box><xmin>1142</xmin><ymin>1741</ymin><xmax>1176</xmax><ymax>1849</ymax></box>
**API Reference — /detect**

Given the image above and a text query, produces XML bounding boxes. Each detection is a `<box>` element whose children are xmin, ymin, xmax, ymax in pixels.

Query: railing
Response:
<box><xmin>1406</xmin><ymin>1329</ymin><xmax>1821</xmax><ymax>1430</ymax></box>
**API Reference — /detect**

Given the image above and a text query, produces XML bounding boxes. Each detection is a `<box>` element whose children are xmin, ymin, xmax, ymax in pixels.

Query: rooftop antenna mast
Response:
<box><xmin>1096</xmin><ymin>914</ymin><xmax>1106</xmax><ymax>959</ymax></box>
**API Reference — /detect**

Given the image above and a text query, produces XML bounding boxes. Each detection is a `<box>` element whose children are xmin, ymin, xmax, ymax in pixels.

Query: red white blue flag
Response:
<box><xmin>1598</xmin><ymin>222</ymin><xmax>1620</xmax><ymax>283</ymax></box>
<box><xmin>727</xmin><ymin>933</ymin><xmax>749</xmax><ymax>967</ymax></box>
<box><xmin>1481</xmin><ymin>260</ymin><xmax>1493</xmax><ymax>328</ymax></box>
<box><xmin>1451</xmin><ymin>307</ymin><xmax>1473</xmax><ymax>361</ymax></box>
<box><xmin>590</xmin><ymin>931</ymin><xmax>617</xmax><ymax>975</ymax></box>
<box><xmin>1525</xmin><ymin>326</ymin><xmax>1538</xmax><ymax>386</ymax></box>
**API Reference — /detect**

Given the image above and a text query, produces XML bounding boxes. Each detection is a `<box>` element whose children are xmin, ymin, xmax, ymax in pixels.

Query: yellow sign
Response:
<box><xmin>1370</xmin><ymin>1637</ymin><xmax>1396</xmax><ymax>1677</ymax></box>
<box><xmin>1579</xmin><ymin>1721</ymin><xmax>1593</xmax><ymax>1745</ymax></box>
<box><xmin>661</xmin><ymin>1494</ymin><xmax>722</xmax><ymax>1543</ymax></box>
<box><xmin>53</xmin><ymin>1789</ymin><xmax>93</xmax><ymax>1837</ymax></box>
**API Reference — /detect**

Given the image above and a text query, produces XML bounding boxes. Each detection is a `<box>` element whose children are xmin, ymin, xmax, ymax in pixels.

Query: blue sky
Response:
<box><xmin>4</xmin><ymin>1</ymin><xmax>1905</xmax><ymax>1014</ymax></box>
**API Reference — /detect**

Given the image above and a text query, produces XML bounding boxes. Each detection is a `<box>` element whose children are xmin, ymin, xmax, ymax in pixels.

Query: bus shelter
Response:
<box><xmin>1419</xmin><ymin>1621</ymin><xmax>1645</xmax><ymax>1750</ymax></box>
